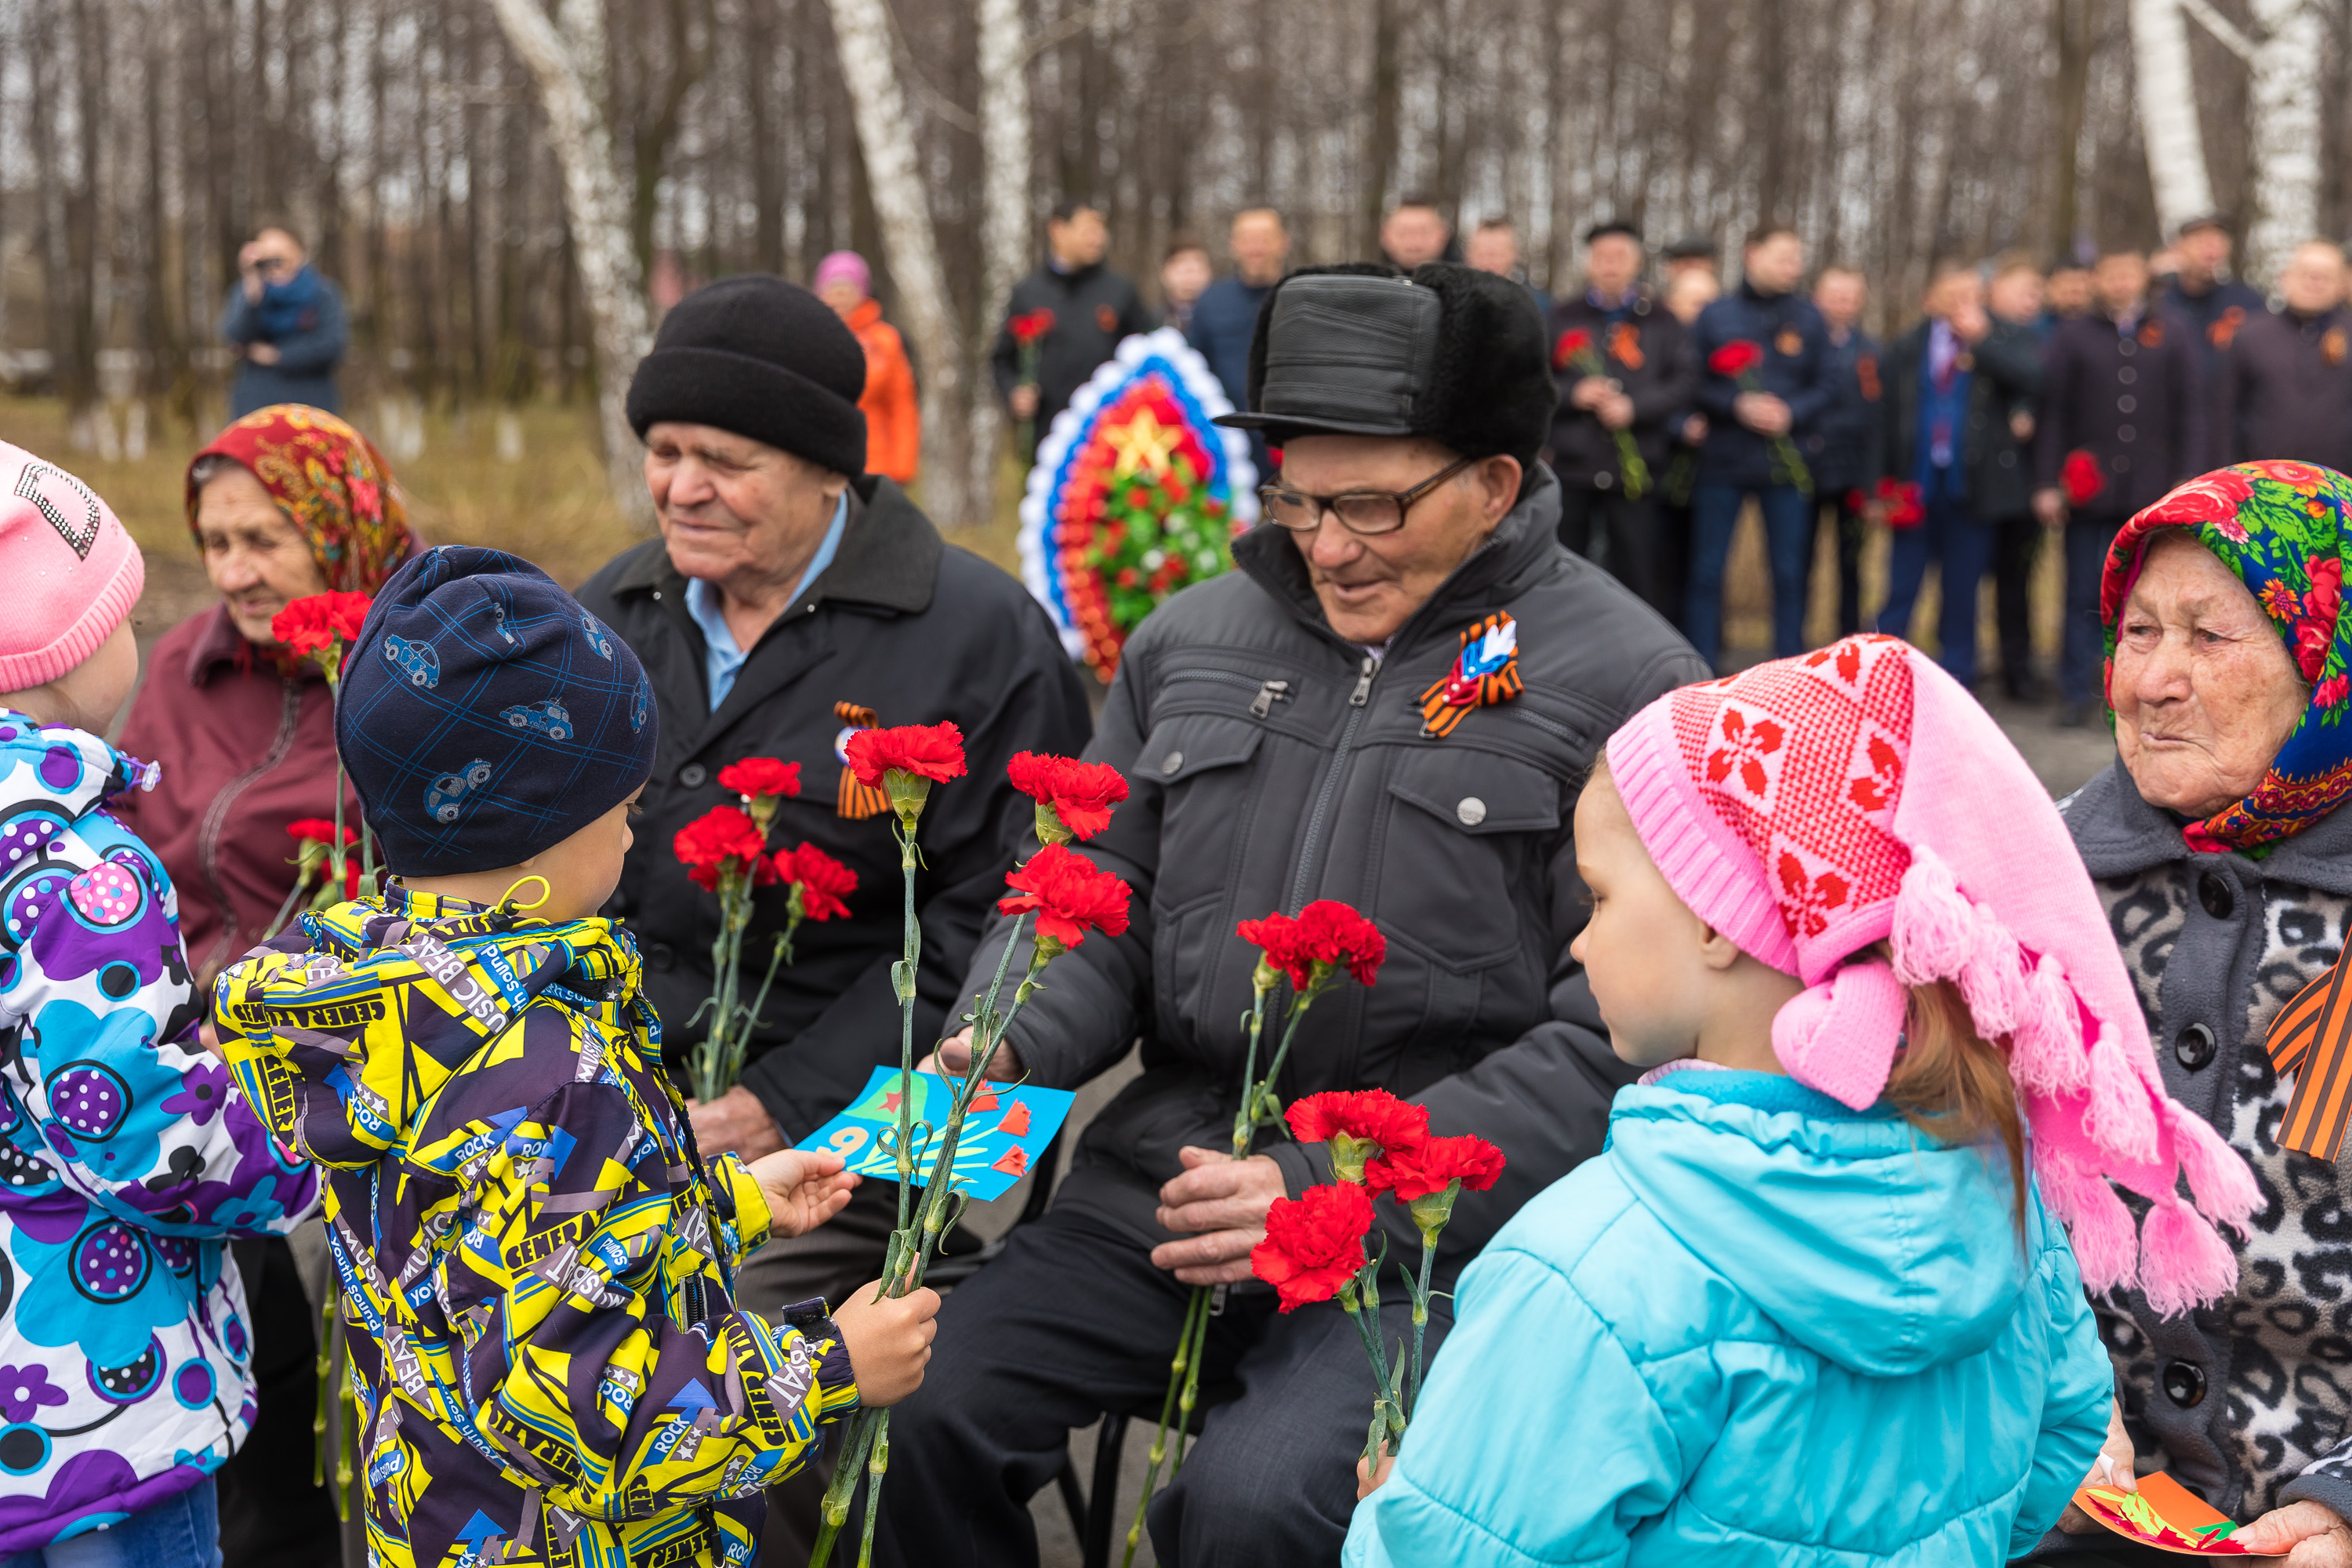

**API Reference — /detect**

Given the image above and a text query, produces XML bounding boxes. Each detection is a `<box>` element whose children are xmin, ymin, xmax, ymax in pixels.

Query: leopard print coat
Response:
<box><xmin>2063</xmin><ymin>760</ymin><xmax>2352</xmax><ymax>1526</ymax></box>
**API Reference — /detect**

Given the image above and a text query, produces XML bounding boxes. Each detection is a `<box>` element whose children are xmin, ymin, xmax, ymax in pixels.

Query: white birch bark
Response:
<box><xmin>2129</xmin><ymin>0</ymin><xmax>2217</xmax><ymax>241</ymax></box>
<box><xmin>971</xmin><ymin>0</ymin><xmax>1031</xmax><ymax>519</ymax></box>
<box><xmin>826</xmin><ymin>0</ymin><xmax>974</xmax><ymax>528</ymax></box>
<box><xmin>485</xmin><ymin>0</ymin><xmax>655</xmax><ymax>524</ymax></box>
<box><xmin>2243</xmin><ymin>0</ymin><xmax>2322</xmax><ymax>287</ymax></box>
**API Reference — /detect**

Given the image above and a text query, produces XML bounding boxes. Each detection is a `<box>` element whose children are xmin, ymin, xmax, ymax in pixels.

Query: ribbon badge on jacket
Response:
<box><xmin>1419</xmin><ymin>612</ymin><xmax>1522</xmax><ymax>738</ymax></box>
<box><xmin>2263</xmin><ymin>952</ymin><xmax>2352</xmax><ymax>1159</ymax></box>
<box><xmin>835</xmin><ymin>701</ymin><xmax>889</xmax><ymax>818</ymax></box>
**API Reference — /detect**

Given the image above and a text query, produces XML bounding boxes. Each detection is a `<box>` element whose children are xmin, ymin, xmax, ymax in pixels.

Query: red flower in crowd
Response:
<box><xmin>285</xmin><ymin>818</ymin><xmax>357</xmax><ymax>847</ymax></box>
<box><xmin>996</xmin><ymin>842</ymin><xmax>1133</xmax><ymax>951</ymax></box>
<box><xmin>1011</xmin><ymin>309</ymin><xmax>1057</xmax><ymax>346</ymax></box>
<box><xmin>1708</xmin><ymin>340</ymin><xmax>1764</xmax><ymax>379</ymax></box>
<box><xmin>844</xmin><ymin>722</ymin><xmax>967</xmax><ymax>790</ymax></box>
<box><xmin>776</xmin><ymin>842</ymin><xmax>857</xmax><ymax>920</ymax></box>
<box><xmin>1873</xmin><ymin>477</ymin><xmax>1926</xmax><ymax>529</ymax></box>
<box><xmin>1008</xmin><ymin>751</ymin><xmax>1131</xmax><ymax>841</ymax></box>
<box><xmin>271</xmin><ymin>590</ymin><xmax>374</xmax><ymax>659</ymax></box>
<box><xmin>674</xmin><ymin>805</ymin><xmax>775</xmax><ymax>892</ymax></box>
<box><xmin>1364</xmin><ymin>1133</ymin><xmax>1507</xmax><ymax>1202</ymax></box>
<box><xmin>717</xmin><ymin>757</ymin><xmax>802</xmax><ymax>801</ymax></box>
<box><xmin>1552</xmin><ymin>328</ymin><xmax>1594</xmax><ymax>370</ymax></box>
<box><xmin>1250</xmin><ymin>1181</ymin><xmax>1374</xmax><ymax>1312</ymax></box>
<box><xmin>1293</xmin><ymin>900</ymin><xmax>1386</xmax><ymax>987</ymax></box>
<box><xmin>2060</xmin><ymin>449</ymin><xmax>2106</xmax><ymax>508</ymax></box>
<box><xmin>1288</xmin><ymin>1089</ymin><xmax>1429</xmax><ymax>1152</ymax></box>
<box><xmin>1238</xmin><ymin>910</ymin><xmax>1311</xmax><ymax>989</ymax></box>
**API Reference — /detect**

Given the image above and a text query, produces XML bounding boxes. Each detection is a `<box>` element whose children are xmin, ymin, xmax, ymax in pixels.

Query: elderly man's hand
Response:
<box><xmin>916</xmin><ymin>1025</ymin><xmax>1025</xmax><ymax>1083</ymax></box>
<box><xmin>1150</xmin><ymin>1147</ymin><xmax>1287</xmax><ymax>1285</ymax></box>
<box><xmin>2237</xmin><ymin>1501</ymin><xmax>2352</xmax><ymax>1565</ymax></box>
<box><xmin>689</xmin><ymin>1084</ymin><xmax>786</xmax><ymax>1162</ymax></box>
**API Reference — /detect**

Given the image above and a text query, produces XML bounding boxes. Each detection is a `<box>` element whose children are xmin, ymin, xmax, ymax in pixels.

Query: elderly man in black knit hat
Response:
<box><xmin>575</xmin><ymin>275</ymin><xmax>1088</xmax><ymax>1319</ymax></box>
<box><xmin>874</xmin><ymin>264</ymin><xmax>1708</xmax><ymax>1568</ymax></box>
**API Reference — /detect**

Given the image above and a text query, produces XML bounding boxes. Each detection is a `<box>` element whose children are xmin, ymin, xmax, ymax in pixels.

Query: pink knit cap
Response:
<box><xmin>1606</xmin><ymin>633</ymin><xmax>2259</xmax><ymax>1316</ymax></box>
<box><xmin>0</xmin><ymin>441</ymin><xmax>143</xmax><ymax>693</ymax></box>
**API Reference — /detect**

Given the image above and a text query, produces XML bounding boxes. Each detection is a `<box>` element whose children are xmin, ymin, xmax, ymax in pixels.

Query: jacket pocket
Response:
<box><xmin>1134</xmin><ymin>713</ymin><xmax>1266</xmax><ymax>917</ymax></box>
<box><xmin>1375</xmin><ymin>746</ymin><xmax>1563</xmax><ymax>972</ymax></box>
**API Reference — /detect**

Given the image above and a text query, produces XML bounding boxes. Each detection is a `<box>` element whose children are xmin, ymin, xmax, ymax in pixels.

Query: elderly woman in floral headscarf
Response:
<box><xmin>2047</xmin><ymin>459</ymin><xmax>2352</xmax><ymax>1563</ymax></box>
<box><xmin>114</xmin><ymin>405</ymin><xmax>415</xmax><ymax>1567</ymax></box>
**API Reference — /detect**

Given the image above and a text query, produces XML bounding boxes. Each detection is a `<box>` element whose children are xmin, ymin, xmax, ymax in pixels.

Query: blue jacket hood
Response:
<box><xmin>1608</xmin><ymin>1069</ymin><xmax>2027</xmax><ymax>1376</ymax></box>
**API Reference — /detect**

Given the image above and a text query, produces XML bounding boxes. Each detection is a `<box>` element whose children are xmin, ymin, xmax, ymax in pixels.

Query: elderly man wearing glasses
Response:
<box><xmin>877</xmin><ymin>264</ymin><xmax>1707</xmax><ymax>1568</ymax></box>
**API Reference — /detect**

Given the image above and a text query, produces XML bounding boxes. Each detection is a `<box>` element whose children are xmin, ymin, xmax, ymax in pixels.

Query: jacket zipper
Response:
<box><xmin>1162</xmin><ymin>668</ymin><xmax>1294</xmax><ymax>719</ymax></box>
<box><xmin>194</xmin><ymin>680</ymin><xmax>304</xmax><ymax>978</ymax></box>
<box><xmin>1285</xmin><ymin>655</ymin><xmax>1380</xmax><ymax>911</ymax></box>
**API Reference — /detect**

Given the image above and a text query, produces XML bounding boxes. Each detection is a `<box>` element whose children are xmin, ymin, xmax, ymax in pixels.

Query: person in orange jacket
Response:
<box><xmin>815</xmin><ymin>251</ymin><xmax>920</xmax><ymax>484</ymax></box>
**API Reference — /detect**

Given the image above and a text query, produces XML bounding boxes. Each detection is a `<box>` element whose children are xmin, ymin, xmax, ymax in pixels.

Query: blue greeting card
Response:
<box><xmin>795</xmin><ymin>1065</ymin><xmax>1076</xmax><ymax>1202</ymax></box>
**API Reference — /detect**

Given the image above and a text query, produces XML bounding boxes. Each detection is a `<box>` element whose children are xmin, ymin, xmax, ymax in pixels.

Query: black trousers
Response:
<box><xmin>1655</xmin><ymin>498</ymin><xmax>1695</xmax><ymax>634</ymax></box>
<box><xmin>216</xmin><ymin>1237</ymin><xmax>345</xmax><ymax>1568</ymax></box>
<box><xmin>1815</xmin><ymin>492</ymin><xmax>1867</xmax><ymax>639</ymax></box>
<box><xmin>1991</xmin><ymin>510</ymin><xmax>2040</xmax><ymax>693</ymax></box>
<box><xmin>872</xmin><ymin>1198</ymin><xmax>1449</xmax><ymax>1568</ymax></box>
<box><xmin>1556</xmin><ymin>485</ymin><xmax>1664</xmax><ymax>618</ymax></box>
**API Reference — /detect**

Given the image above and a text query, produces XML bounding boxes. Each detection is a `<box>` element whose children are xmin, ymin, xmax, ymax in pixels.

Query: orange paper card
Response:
<box><xmin>2070</xmin><ymin>1472</ymin><xmax>2274</xmax><ymax>1556</ymax></box>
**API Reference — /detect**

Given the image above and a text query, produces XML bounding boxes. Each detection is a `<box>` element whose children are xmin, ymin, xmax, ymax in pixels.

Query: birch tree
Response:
<box><xmin>2243</xmin><ymin>0</ymin><xmax>2323</xmax><ymax>285</ymax></box>
<box><xmin>972</xmin><ymin>0</ymin><xmax>1031</xmax><ymax>517</ymax></box>
<box><xmin>2129</xmin><ymin>0</ymin><xmax>2216</xmax><ymax>241</ymax></box>
<box><xmin>486</xmin><ymin>0</ymin><xmax>655</xmax><ymax>522</ymax></box>
<box><xmin>824</xmin><ymin>0</ymin><xmax>974</xmax><ymax>528</ymax></box>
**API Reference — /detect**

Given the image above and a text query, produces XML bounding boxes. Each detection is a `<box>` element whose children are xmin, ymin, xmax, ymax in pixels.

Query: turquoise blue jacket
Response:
<box><xmin>1342</xmin><ymin>1070</ymin><xmax>2114</xmax><ymax>1567</ymax></box>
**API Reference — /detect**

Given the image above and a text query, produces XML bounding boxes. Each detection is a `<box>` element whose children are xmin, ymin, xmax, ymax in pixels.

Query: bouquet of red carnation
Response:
<box><xmin>1009</xmin><ymin>308</ymin><xmax>1058</xmax><ymax>460</ymax></box>
<box><xmin>1552</xmin><ymin>328</ymin><xmax>1650</xmax><ymax>499</ymax></box>
<box><xmin>1708</xmin><ymin>339</ymin><xmax>1812</xmax><ymax>493</ymax></box>
<box><xmin>270</xmin><ymin>591</ymin><xmax>377</xmax><ymax>900</ymax></box>
<box><xmin>1873</xmin><ymin>476</ymin><xmax>1926</xmax><ymax>529</ymax></box>
<box><xmin>674</xmin><ymin>758</ymin><xmax>815</xmax><ymax>1102</ymax></box>
<box><xmin>2062</xmin><ymin>448</ymin><xmax>2106</xmax><ymax>508</ymax></box>
<box><xmin>1257</xmin><ymin>1088</ymin><xmax>1504</xmax><ymax>1470</ymax></box>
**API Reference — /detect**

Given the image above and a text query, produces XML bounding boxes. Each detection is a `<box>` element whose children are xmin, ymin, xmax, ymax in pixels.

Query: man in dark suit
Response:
<box><xmin>1878</xmin><ymin>263</ymin><xmax>2044</xmax><ymax>690</ymax></box>
<box><xmin>991</xmin><ymin>197</ymin><xmax>1157</xmax><ymax>437</ymax></box>
<box><xmin>2034</xmin><ymin>249</ymin><xmax>2205</xmax><ymax>724</ymax></box>
<box><xmin>2162</xmin><ymin>214</ymin><xmax>2267</xmax><ymax>466</ymax></box>
<box><xmin>2217</xmin><ymin>240</ymin><xmax>2352</xmax><ymax>472</ymax></box>
<box><xmin>1543</xmin><ymin>221</ymin><xmax>1697</xmax><ymax>614</ymax></box>
<box><xmin>1806</xmin><ymin>266</ymin><xmax>1883</xmax><ymax>638</ymax></box>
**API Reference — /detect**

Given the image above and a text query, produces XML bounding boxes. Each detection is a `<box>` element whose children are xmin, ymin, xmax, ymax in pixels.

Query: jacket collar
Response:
<box><xmin>607</xmin><ymin>477</ymin><xmax>940</xmax><ymax>618</ymax></box>
<box><xmin>1232</xmin><ymin>463</ymin><xmax>1566</xmax><ymax>659</ymax></box>
<box><xmin>183</xmin><ymin>601</ymin><xmax>314</xmax><ymax>688</ymax></box>
<box><xmin>2066</xmin><ymin>754</ymin><xmax>2352</xmax><ymax>898</ymax></box>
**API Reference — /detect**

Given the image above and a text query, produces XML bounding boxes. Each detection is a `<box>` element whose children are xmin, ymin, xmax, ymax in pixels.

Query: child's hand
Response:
<box><xmin>746</xmin><ymin>1149</ymin><xmax>858</xmax><ymax>1239</ymax></box>
<box><xmin>833</xmin><ymin>1279</ymin><xmax>942</xmax><ymax>1407</ymax></box>
<box><xmin>1356</xmin><ymin>1448</ymin><xmax>1396</xmax><ymax>1501</ymax></box>
<box><xmin>2056</xmin><ymin>1397</ymin><xmax>2136</xmax><ymax>1534</ymax></box>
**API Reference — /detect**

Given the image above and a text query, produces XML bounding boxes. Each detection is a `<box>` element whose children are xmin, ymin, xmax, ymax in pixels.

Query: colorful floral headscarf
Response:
<box><xmin>185</xmin><ymin>404</ymin><xmax>416</xmax><ymax>593</ymax></box>
<box><xmin>2100</xmin><ymin>459</ymin><xmax>2352</xmax><ymax>854</ymax></box>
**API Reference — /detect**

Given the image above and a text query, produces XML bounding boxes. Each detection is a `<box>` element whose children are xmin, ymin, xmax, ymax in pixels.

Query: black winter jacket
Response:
<box><xmin>2217</xmin><ymin>307</ymin><xmax>2352</xmax><ymax>474</ymax></box>
<box><xmin>989</xmin><ymin>258</ymin><xmax>1158</xmax><ymax>430</ymax></box>
<box><xmin>575</xmin><ymin>478</ymin><xmax>1092</xmax><ymax>1140</ymax></box>
<box><xmin>1541</xmin><ymin>290</ymin><xmax>1698</xmax><ymax>491</ymax></box>
<box><xmin>2034</xmin><ymin>311</ymin><xmax>2205</xmax><ymax>521</ymax></box>
<box><xmin>1690</xmin><ymin>283</ymin><xmax>1837</xmax><ymax>489</ymax></box>
<box><xmin>1881</xmin><ymin>318</ymin><xmax>2045</xmax><ymax>520</ymax></box>
<box><xmin>963</xmin><ymin>467</ymin><xmax>1709</xmax><ymax>1278</ymax></box>
<box><xmin>1803</xmin><ymin>326</ymin><xmax>1886</xmax><ymax>497</ymax></box>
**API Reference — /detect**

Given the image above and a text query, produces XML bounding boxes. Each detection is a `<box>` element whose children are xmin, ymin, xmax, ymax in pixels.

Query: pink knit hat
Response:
<box><xmin>1606</xmin><ymin>633</ymin><xmax>2258</xmax><ymax>1316</ymax></box>
<box><xmin>0</xmin><ymin>441</ymin><xmax>143</xmax><ymax>693</ymax></box>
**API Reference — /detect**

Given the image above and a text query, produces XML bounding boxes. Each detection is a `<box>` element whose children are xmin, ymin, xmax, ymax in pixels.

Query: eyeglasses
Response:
<box><xmin>1258</xmin><ymin>455</ymin><xmax>1479</xmax><ymax>536</ymax></box>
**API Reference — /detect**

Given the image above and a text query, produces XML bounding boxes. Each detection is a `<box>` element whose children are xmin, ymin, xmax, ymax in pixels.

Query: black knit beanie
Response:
<box><xmin>337</xmin><ymin>546</ymin><xmax>659</xmax><ymax>877</ymax></box>
<box><xmin>626</xmin><ymin>274</ymin><xmax>869</xmax><ymax>477</ymax></box>
<box><xmin>1218</xmin><ymin>262</ymin><xmax>1556</xmax><ymax>473</ymax></box>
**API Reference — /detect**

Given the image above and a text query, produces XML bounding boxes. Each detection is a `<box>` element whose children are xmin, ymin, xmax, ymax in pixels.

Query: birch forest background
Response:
<box><xmin>3</xmin><ymin>0</ymin><xmax>2349</xmax><ymax>529</ymax></box>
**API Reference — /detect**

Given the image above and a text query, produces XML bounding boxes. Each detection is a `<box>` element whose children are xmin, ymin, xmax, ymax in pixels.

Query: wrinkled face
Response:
<box><xmin>1273</xmin><ymin>436</ymin><xmax>1515</xmax><ymax>645</ymax></box>
<box><xmin>1465</xmin><ymin>227</ymin><xmax>1519</xmax><ymax>277</ymax></box>
<box><xmin>1813</xmin><ymin>270</ymin><xmax>1866</xmax><ymax>328</ymax></box>
<box><xmin>1584</xmin><ymin>234</ymin><xmax>1643</xmax><ymax>298</ymax></box>
<box><xmin>1381</xmin><ymin>206</ymin><xmax>1450</xmax><ymax>270</ymax></box>
<box><xmin>645</xmin><ymin>423</ymin><xmax>844</xmax><ymax>592</ymax></box>
<box><xmin>1161</xmin><ymin>248</ymin><xmax>1213</xmax><ymax>306</ymax></box>
<box><xmin>2111</xmin><ymin>532</ymin><xmax>2310</xmax><ymax>819</ymax></box>
<box><xmin>1570</xmin><ymin>764</ymin><xmax>1715</xmax><ymax>1069</ymax></box>
<box><xmin>1743</xmin><ymin>233</ymin><xmax>1806</xmax><ymax>296</ymax></box>
<box><xmin>1047</xmin><ymin>209</ymin><xmax>1109</xmax><ymax>268</ymax></box>
<box><xmin>2096</xmin><ymin>253</ymin><xmax>2151</xmax><ymax>318</ymax></box>
<box><xmin>196</xmin><ymin>462</ymin><xmax>332</xmax><ymax>644</ymax></box>
<box><xmin>1988</xmin><ymin>267</ymin><xmax>2044</xmax><ymax>324</ymax></box>
<box><xmin>1229</xmin><ymin>212</ymin><xmax>1290</xmax><ymax>281</ymax></box>
<box><xmin>2280</xmin><ymin>245</ymin><xmax>2345</xmax><ymax>315</ymax></box>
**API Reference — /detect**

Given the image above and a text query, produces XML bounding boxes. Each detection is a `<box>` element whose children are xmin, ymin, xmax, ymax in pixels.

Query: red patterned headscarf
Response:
<box><xmin>185</xmin><ymin>405</ymin><xmax>417</xmax><ymax>593</ymax></box>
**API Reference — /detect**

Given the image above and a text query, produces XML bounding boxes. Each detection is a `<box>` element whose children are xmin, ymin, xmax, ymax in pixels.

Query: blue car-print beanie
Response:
<box><xmin>337</xmin><ymin>545</ymin><xmax>658</xmax><ymax>875</ymax></box>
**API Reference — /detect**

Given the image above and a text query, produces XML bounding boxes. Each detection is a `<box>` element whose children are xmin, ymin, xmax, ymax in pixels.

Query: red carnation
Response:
<box><xmin>717</xmin><ymin>757</ymin><xmax>802</xmax><ymax>801</ymax></box>
<box><xmin>2061</xmin><ymin>449</ymin><xmax>2106</xmax><ymax>507</ymax></box>
<box><xmin>1873</xmin><ymin>477</ymin><xmax>1926</xmax><ymax>529</ymax></box>
<box><xmin>778</xmin><ymin>841</ymin><xmax>857</xmax><ymax>921</ymax></box>
<box><xmin>1008</xmin><ymin>751</ymin><xmax>1131</xmax><ymax>843</ymax></box>
<box><xmin>996</xmin><ymin>842</ymin><xmax>1133</xmax><ymax>953</ymax></box>
<box><xmin>1364</xmin><ymin>1133</ymin><xmax>1506</xmax><ymax>1202</ymax></box>
<box><xmin>285</xmin><ymin>818</ymin><xmax>357</xmax><ymax>847</ymax></box>
<box><xmin>1708</xmin><ymin>340</ymin><xmax>1764</xmax><ymax>379</ymax></box>
<box><xmin>1238</xmin><ymin>910</ymin><xmax>1311</xmax><ymax>990</ymax></box>
<box><xmin>844</xmin><ymin>722</ymin><xmax>967</xmax><ymax>789</ymax></box>
<box><xmin>1011</xmin><ymin>308</ymin><xmax>1056</xmax><ymax>346</ymax></box>
<box><xmin>271</xmin><ymin>590</ymin><xmax>374</xmax><ymax>662</ymax></box>
<box><xmin>674</xmin><ymin>805</ymin><xmax>775</xmax><ymax>892</ymax></box>
<box><xmin>1250</xmin><ymin>1181</ymin><xmax>1374</xmax><ymax>1312</ymax></box>
<box><xmin>1293</xmin><ymin>900</ymin><xmax>1386</xmax><ymax>987</ymax></box>
<box><xmin>1288</xmin><ymin>1089</ymin><xmax>1430</xmax><ymax>1184</ymax></box>
<box><xmin>1552</xmin><ymin>328</ymin><xmax>1595</xmax><ymax>370</ymax></box>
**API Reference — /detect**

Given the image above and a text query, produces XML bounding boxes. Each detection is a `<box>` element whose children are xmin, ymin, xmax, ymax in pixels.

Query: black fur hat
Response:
<box><xmin>1218</xmin><ymin>262</ymin><xmax>1556</xmax><ymax>472</ymax></box>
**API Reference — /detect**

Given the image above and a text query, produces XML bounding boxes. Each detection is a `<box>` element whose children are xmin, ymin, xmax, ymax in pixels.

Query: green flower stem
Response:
<box><xmin>1407</xmin><ymin>1232</ymin><xmax>1436</xmax><ymax>1420</ymax></box>
<box><xmin>908</xmin><ymin>942</ymin><xmax>1046</xmax><ymax>1290</ymax></box>
<box><xmin>892</xmin><ymin>824</ymin><xmax>920</xmax><ymax>1236</ymax></box>
<box><xmin>1250</xmin><ymin>976</ymin><xmax>1329</xmax><ymax>1131</ymax></box>
<box><xmin>1228</xmin><ymin>989</ymin><xmax>1272</xmax><ymax>1158</ymax></box>
<box><xmin>1122</xmin><ymin>1286</ymin><xmax>1206</xmax><ymax>1568</ymax></box>
<box><xmin>855</xmin><ymin>1414</ymin><xmax>889</xmax><ymax>1568</ymax></box>
<box><xmin>314</xmin><ymin>1290</ymin><xmax>335</xmax><ymax>1487</ymax></box>
<box><xmin>1170</xmin><ymin>1284</ymin><xmax>1212</xmax><ymax>1474</ymax></box>
<box><xmin>809</xmin><ymin>1408</ymin><xmax>880</xmax><ymax>1567</ymax></box>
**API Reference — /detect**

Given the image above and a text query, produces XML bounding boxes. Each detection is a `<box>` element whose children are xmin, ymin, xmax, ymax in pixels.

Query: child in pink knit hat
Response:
<box><xmin>1347</xmin><ymin>633</ymin><xmax>2257</xmax><ymax>1568</ymax></box>
<box><xmin>0</xmin><ymin>442</ymin><xmax>321</xmax><ymax>1563</ymax></box>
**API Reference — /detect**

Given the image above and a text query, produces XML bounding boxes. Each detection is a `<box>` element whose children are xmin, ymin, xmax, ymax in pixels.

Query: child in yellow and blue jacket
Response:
<box><xmin>216</xmin><ymin>546</ymin><xmax>938</xmax><ymax>1568</ymax></box>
